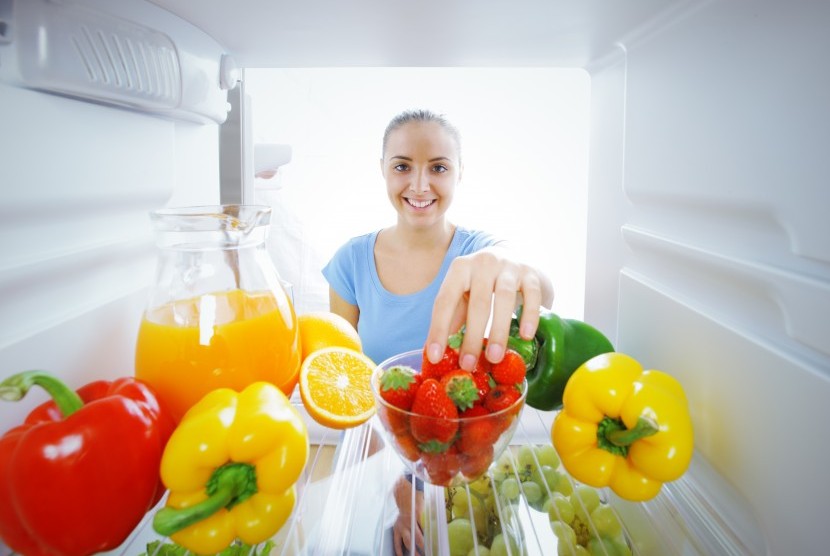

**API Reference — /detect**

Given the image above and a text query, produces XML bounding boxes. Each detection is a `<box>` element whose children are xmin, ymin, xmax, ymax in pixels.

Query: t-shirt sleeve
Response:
<box><xmin>321</xmin><ymin>239</ymin><xmax>358</xmax><ymax>305</ymax></box>
<box><xmin>458</xmin><ymin>228</ymin><xmax>503</xmax><ymax>255</ymax></box>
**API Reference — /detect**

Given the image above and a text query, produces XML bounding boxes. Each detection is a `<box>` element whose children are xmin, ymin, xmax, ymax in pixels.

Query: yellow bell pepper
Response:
<box><xmin>152</xmin><ymin>382</ymin><xmax>309</xmax><ymax>555</ymax></box>
<box><xmin>552</xmin><ymin>352</ymin><xmax>693</xmax><ymax>501</ymax></box>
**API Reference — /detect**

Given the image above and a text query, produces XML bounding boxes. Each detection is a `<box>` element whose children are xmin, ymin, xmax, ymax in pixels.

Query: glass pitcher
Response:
<box><xmin>135</xmin><ymin>205</ymin><xmax>300</xmax><ymax>422</ymax></box>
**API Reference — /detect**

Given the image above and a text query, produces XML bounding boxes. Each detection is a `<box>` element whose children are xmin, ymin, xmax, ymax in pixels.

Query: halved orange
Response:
<box><xmin>299</xmin><ymin>346</ymin><xmax>377</xmax><ymax>429</ymax></box>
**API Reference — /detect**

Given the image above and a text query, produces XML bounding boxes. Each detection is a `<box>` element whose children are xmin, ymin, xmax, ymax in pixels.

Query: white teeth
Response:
<box><xmin>408</xmin><ymin>198</ymin><xmax>434</xmax><ymax>208</ymax></box>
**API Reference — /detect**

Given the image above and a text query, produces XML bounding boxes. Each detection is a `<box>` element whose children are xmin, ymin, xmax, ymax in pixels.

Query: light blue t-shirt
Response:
<box><xmin>322</xmin><ymin>227</ymin><xmax>499</xmax><ymax>365</ymax></box>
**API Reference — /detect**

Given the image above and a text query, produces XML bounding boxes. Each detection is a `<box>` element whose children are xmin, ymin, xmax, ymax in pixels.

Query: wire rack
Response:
<box><xmin>114</xmin><ymin>404</ymin><xmax>764</xmax><ymax>556</ymax></box>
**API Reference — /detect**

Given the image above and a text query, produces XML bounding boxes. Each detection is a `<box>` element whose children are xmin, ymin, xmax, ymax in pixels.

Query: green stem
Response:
<box><xmin>0</xmin><ymin>370</ymin><xmax>84</xmax><ymax>418</ymax></box>
<box><xmin>597</xmin><ymin>416</ymin><xmax>659</xmax><ymax>457</ymax></box>
<box><xmin>153</xmin><ymin>463</ymin><xmax>258</xmax><ymax>536</ymax></box>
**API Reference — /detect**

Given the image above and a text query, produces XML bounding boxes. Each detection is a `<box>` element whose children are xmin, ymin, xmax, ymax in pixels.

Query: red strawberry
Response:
<box><xmin>393</xmin><ymin>431</ymin><xmax>421</xmax><ymax>462</ymax></box>
<box><xmin>439</xmin><ymin>370</ymin><xmax>480</xmax><ymax>411</ymax></box>
<box><xmin>379</xmin><ymin>365</ymin><xmax>421</xmax><ymax>410</ymax></box>
<box><xmin>410</xmin><ymin>378</ymin><xmax>459</xmax><ymax>445</ymax></box>
<box><xmin>484</xmin><ymin>384</ymin><xmax>522</xmax><ymax>413</ymax></box>
<box><xmin>471</xmin><ymin>371</ymin><xmax>493</xmax><ymax>402</ymax></box>
<box><xmin>377</xmin><ymin>405</ymin><xmax>404</xmax><ymax>435</ymax></box>
<box><xmin>475</xmin><ymin>339</ymin><xmax>492</xmax><ymax>374</ymax></box>
<box><xmin>460</xmin><ymin>443</ymin><xmax>495</xmax><ymax>479</ymax></box>
<box><xmin>491</xmin><ymin>349</ymin><xmax>527</xmax><ymax>386</ymax></box>
<box><xmin>421</xmin><ymin>330</ymin><xmax>464</xmax><ymax>380</ymax></box>
<box><xmin>457</xmin><ymin>405</ymin><xmax>500</xmax><ymax>455</ymax></box>
<box><xmin>422</xmin><ymin>444</ymin><xmax>462</xmax><ymax>486</ymax></box>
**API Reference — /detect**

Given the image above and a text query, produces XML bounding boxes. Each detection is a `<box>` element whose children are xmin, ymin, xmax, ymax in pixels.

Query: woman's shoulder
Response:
<box><xmin>338</xmin><ymin>229</ymin><xmax>379</xmax><ymax>250</ymax></box>
<box><xmin>454</xmin><ymin>226</ymin><xmax>501</xmax><ymax>247</ymax></box>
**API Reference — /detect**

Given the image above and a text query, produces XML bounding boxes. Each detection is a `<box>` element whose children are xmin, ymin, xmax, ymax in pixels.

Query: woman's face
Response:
<box><xmin>381</xmin><ymin>121</ymin><xmax>462</xmax><ymax>228</ymax></box>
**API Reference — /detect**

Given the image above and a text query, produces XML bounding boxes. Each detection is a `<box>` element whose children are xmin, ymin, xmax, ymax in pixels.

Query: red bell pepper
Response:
<box><xmin>0</xmin><ymin>371</ymin><xmax>175</xmax><ymax>556</ymax></box>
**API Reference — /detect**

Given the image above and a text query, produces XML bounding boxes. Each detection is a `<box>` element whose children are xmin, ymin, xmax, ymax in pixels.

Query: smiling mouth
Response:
<box><xmin>406</xmin><ymin>198</ymin><xmax>435</xmax><ymax>208</ymax></box>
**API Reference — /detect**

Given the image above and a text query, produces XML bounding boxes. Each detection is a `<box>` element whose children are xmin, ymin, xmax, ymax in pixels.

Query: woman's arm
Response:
<box><xmin>329</xmin><ymin>287</ymin><xmax>360</xmax><ymax>330</ymax></box>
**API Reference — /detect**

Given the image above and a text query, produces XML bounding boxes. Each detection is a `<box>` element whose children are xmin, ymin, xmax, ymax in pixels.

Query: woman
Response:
<box><xmin>323</xmin><ymin>109</ymin><xmax>553</xmax><ymax>370</ymax></box>
<box><xmin>323</xmin><ymin>109</ymin><xmax>554</xmax><ymax>555</ymax></box>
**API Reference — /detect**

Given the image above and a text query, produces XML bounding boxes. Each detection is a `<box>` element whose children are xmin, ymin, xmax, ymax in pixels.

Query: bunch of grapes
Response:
<box><xmin>444</xmin><ymin>474</ymin><xmax>525</xmax><ymax>556</ymax></box>
<box><xmin>442</xmin><ymin>444</ymin><xmax>632</xmax><ymax>556</ymax></box>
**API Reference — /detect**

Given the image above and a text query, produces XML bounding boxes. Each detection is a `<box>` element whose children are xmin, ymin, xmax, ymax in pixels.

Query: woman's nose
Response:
<box><xmin>409</xmin><ymin>169</ymin><xmax>430</xmax><ymax>193</ymax></box>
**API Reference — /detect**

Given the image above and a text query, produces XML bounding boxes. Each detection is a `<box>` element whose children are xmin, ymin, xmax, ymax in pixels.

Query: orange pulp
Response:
<box><xmin>135</xmin><ymin>288</ymin><xmax>300</xmax><ymax>422</ymax></box>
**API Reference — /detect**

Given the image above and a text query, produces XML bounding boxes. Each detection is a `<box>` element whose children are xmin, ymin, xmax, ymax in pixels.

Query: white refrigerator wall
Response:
<box><xmin>585</xmin><ymin>1</ymin><xmax>830</xmax><ymax>554</ymax></box>
<box><xmin>0</xmin><ymin>89</ymin><xmax>221</xmax><ymax>428</ymax></box>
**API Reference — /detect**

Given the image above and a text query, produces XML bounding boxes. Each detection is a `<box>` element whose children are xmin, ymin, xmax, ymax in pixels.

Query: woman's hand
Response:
<box><xmin>425</xmin><ymin>247</ymin><xmax>554</xmax><ymax>370</ymax></box>
<box><xmin>392</xmin><ymin>476</ymin><xmax>424</xmax><ymax>556</ymax></box>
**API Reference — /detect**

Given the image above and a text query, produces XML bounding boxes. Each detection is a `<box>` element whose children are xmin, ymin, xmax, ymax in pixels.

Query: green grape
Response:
<box><xmin>490</xmin><ymin>533</ymin><xmax>521</xmax><ymax>556</ymax></box>
<box><xmin>551</xmin><ymin>521</ymin><xmax>576</xmax><ymax>544</ymax></box>
<box><xmin>559</xmin><ymin>545</ymin><xmax>591</xmax><ymax>556</ymax></box>
<box><xmin>492</xmin><ymin>466</ymin><xmax>511</xmax><ymax>483</ymax></box>
<box><xmin>547</xmin><ymin>492</ymin><xmax>575</xmax><ymax>525</ymax></box>
<box><xmin>587</xmin><ymin>536</ymin><xmax>629</xmax><ymax>556</ymax></box>
<box><xmin>570</xmin><ymin>484</ymin><xmax>601</xmax><ymax>521</ymax></box>
<box><xmin>554</xmin><ymin>473</ymin><xmax>574</xmax><ymax>496</ymax></box>
<box><xmin>470</xmin><ymin>500</ymin><xmax>488</xmax><ymax>532</ymax></box>
<box><xmin>521</xmin><ymin>481</ymin><xmax>543</xmax><ymax>504</ymax></box>
<box><xmin>452</xmin><ymin>489</ymin><xmax>470</xmax><ymax>515</ymax></box>
<box><xmin>467</xmin><ymin>546</ymin><xmax>491</xmax><ymax>556</ymax></box>
<box><xmin>517</xmin><ymin>445</ymin><xmax>536</xmax><ymax>468</ymax></box>
<box><xmin>531</xmin><ymin>464</ymin><xmax>559</xmax><ymax>492</ymax></box>
<box><xmin>470</xmin><ymin>476</ymin><xmax>492</xmax><ymax>497</ymax></box>
<box><xmin>447</xmin><ymin>518</ymin><xmax>475</xmax><ymax>556</ymax></box>
<box><xmin>485</xmin><ymin>492</ymin><xmax>496</xmax><ymax>513</ymax></box>
<box><xmin>589</xmin><ymin>504</ymin><xmax>622</xmax><ymax>537</ymax></box>
<box><xmin>535</xmin><ymin>444</ymin><xmax>561</xmax><ymax>469</ymax></box>
<box><xmin>500</xmin><ymin>477</ymin><xmax>520</xmax><ymax>501</ymax></box>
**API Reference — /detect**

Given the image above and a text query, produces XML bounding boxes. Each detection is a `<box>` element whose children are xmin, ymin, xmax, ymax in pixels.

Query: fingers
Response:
<box><xmin>428</xmin><ymin>250</ymin><xmax>550</xmax><ymax>368</ymax></box>
<box><xmin>393</xmin><ymin>525</ymin><xmax>404</xmax><ymax>556</ymax></box>
<box><xmin>426</xmin><ymin>258</ymin><xmax>471</xmax><ymax>364</ymax></box>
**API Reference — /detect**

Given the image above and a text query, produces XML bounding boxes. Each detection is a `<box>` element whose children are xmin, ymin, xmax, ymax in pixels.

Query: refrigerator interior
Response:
<box><xmin>1</xmin><ymin>0</ymin><xmax>828</xmax><ymax>554</ymax></box>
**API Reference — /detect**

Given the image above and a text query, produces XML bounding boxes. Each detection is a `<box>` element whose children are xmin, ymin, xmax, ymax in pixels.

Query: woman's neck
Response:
<box><xmin>390</xmin><ymin>219</ymin><xmax>456</xmax><ymax>250</ymax></box>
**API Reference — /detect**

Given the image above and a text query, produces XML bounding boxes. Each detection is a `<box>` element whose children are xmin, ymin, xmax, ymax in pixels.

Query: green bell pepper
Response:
<box><xmin>508</xmin><ymin>307</ymin><xmax>614</xmax><ymax>411</ymax></box>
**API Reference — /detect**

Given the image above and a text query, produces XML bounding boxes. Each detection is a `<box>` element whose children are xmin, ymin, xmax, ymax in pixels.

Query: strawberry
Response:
<box><xmin>457</xmin><ymin>405</ymin><xmax>500</xmax><ymax>455</ymax></box>
<box><xmin>379</xmin><ymin>365</ymin><xmax>421</xmax><ymax>410</ymax></box>
<box><xmin>491</xmin><ymin>349</ymin><xmax>526</xmax><ymax>386</ymax></box>
<box><xmin>422</xmin><ymin>444</ymin><xmax>462</xmax><ymax>486</ymax></box>
<box><xmin>410</xmin><ymin>378</ymin><xmax>459</xmax><ymax>445</ymax></box>
<box><xmin>460</xmin><ymin>443</ymin><xmax>495</xmax><ymax>479</ymax></box>
<box><xmin>471</xmin><ymin>370</ymin><xmax>493</xmax><ymax>402</ymax></box>
<box><xmin>475</xmin><ymin>339</ymin><xmax>492</xmax><ymax>374</ymax></box>
<box><xmin>484</xmin><ymin>384</ymin><xmax>522</xmax><ymax>413</ymax></box>
<box><xmin>393</xmin><ymin>431</ymin><xmax>421</xmax><ymax>462</ymax></box>
<box><xmin>378</xmin><ymin>404</ymin><xmax>409</xmax><ymax>436</ymax></box>
<box><xmin>421</xmin><ymin>330</ymin><xmax>464</xmax><ymax>381</ymax></box>
<box><xmin>439</xmin><ymin>370</ymin><xmax>480</xmax><ymax>410</ymax></box>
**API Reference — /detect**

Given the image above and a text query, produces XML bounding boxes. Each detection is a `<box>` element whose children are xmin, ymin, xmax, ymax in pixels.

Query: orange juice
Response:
<box><xmin>135</xmin><ymin>288</ymin><xmax>300</xmax><ymax>422</ymax></box>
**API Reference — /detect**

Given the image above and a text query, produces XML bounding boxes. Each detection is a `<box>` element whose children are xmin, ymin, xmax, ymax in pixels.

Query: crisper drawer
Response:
<box><xmin>118</xmin><ymin>400</ymin><xmax>763</xmax><ymax>556</ymax></box>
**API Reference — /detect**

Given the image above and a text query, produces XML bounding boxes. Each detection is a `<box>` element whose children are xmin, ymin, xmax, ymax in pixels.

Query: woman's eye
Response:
<box><xmin>394</xmin><ymin>163</ymin><xmax>409</xmax><ymax>172</ymax></box>
<box><xmin>433</xmin><ymin>164</ymin><xmax>448</xmax><ymax>173</ymax></box>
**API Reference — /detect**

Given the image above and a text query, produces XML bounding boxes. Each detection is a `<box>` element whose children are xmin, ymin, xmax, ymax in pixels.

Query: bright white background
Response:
<box><xmin>245</xmin><ymin>68</ymin><xmax>590</xmax><ymax>319</ymax></box>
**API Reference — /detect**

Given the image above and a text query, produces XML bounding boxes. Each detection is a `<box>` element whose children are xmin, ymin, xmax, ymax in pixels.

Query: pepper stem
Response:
<box><xmin>0</xmin><ymin>370</ymin><xmax>84</xmax><ymax>418</ymax></box>
<box><xmin>597</xmin><ymin>416</ymin><xmax>659</xmax><ymax>457</ymax></box>
<box><xmin>153</xmin><ymin>462</ymin><xmax>258</xmax><ymax>537</ymax></box>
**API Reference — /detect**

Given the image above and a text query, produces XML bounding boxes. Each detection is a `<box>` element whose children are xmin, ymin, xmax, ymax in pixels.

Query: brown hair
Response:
<box><xmin>381</xmin><ymin>109</ymin><xmax>462</xmax><ymax>161</ymax></box>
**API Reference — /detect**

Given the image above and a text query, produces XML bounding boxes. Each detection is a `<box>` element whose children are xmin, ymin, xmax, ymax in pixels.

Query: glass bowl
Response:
<box><xmin>371</xmin><ymin>349</ymin><xmax>527</xmax><ymax>487</ymax></box>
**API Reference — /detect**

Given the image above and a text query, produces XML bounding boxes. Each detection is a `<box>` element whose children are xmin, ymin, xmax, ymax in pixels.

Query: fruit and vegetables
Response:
<box><xmin>152</xmin><ymin>382</ymin><xmax>309</xmax><ymax>555</ymax></box>
<box><xmin>0</xmin><ymin>371</ymin><xmax>174</xmax><ymax>556</ymax></box>
<box><xmin>553</xmin><ymin>352</ymin><xmax>694</xmax><ymax>501</ymax></box>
